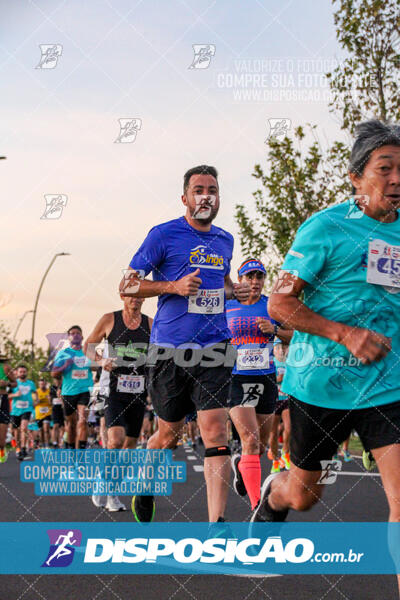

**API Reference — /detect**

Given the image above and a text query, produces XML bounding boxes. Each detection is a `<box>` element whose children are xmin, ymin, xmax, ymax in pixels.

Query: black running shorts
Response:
<box><xmin>62</xmin><ymin>392</ymin><xmax>90</xmax><ymax>417</ymax></box>
<box><xmin>52</xmin><ymin>404</ymin><xmax>65</xmax><ymax>426</ymax></box>
<box><xmin>290</xmin><ymin>396</ymin><xmax>400</xmax><ymax>471</ymax></box>
<box><xmin>0</xmin><ymin>394</ymin><xmax>10</xmax><ymax>425</ymax></box>
<box><xmin>10</xmin><ymin>412</ymin><xmax>31</xmax><ymax>428</ymax></box>
<box><xmin>104</xmin><ymin>394</ymin><xmax>146</xmax><ymax>439</ymax></box>
<box><xmin>147</xmin><ymin>343</ymin><xmax>232</xmax><ymax>423</ymax></box>
<box><xmin>228</xmin><ymin>373</ymin><xmax>278</xmax><ymax>414</ymax></box>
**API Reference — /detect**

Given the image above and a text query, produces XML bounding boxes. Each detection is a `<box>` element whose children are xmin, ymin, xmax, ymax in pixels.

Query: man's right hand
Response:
<box><xmin>340</xmin><ymin>326</ymin><xmax>391</xmax><ymax>365</ymax></box>
<box><xmin>174</xmin><ymin>268</ymin><xmax>202</xmax><ymax>296</ymax></box>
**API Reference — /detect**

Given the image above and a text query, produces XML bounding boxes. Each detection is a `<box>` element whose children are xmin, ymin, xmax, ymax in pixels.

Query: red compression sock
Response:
<box><xmin>238</xmin><ymin>454</ymin><xmax>261</xmax><ymax>510</ymax></box>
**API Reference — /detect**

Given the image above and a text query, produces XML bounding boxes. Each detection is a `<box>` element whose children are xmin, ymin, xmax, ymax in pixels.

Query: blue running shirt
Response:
<box><xmin>281</xmin><ymin>198</ymin><xmax>400</xmax><ymax>410</ymax></box>
<box><xmin>226</xmin><ymin>295</ymin><xmax>278</xmax><ymax>375</ymax></box>
<box><xmin>53</xmin><ymin>347</ymin><xmax>93</xmax><ymax>396</ymax></box>
<box><xmin>11</xmin><ymin>379</ymin><xmax>36</xmax><ymax>416</ymax></box>
<box><xmin>129</xmin><ymin>217</ymin><xmax>233</xmax><ymax>347</ymax></box>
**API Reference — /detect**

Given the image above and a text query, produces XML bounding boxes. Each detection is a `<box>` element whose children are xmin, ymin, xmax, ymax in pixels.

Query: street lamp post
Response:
<box><xmin>13</xmin><ymin>310</ymin><xmax>34</xmax><ymax>342</ymax></box>
<box><xmin>30</xmin><ymin>252</ymin><xmax>70</xmax><ymax>363</ymax></box>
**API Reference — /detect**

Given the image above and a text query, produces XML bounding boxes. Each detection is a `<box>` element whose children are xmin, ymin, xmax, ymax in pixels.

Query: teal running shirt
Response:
<box><xmin>281</xmin><ymin>198</ymin><xmax>400</xmax><ymax>410</ymax></box>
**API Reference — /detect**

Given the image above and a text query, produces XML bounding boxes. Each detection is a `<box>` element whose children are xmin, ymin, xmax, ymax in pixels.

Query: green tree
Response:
<box><xmin>0</xmin><ymin>323</ymin><xmax>50</xmax><ymax>383</ymax></box>
<box><xmin>327</xmin><ymin>0</ymin><xmax>400</xmax><ymax>132</ymax></box>
<box><xmin>235</xmin><ymin>0</ymin><xmax>400</xmax><ymax>283</ymax></box>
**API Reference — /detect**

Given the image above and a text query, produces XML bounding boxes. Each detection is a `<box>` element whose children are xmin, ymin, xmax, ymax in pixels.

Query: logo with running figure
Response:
<box><xmin>114</xmin><ymin>118</ymin><xmax>142</xmax><ymax>143</ymax></box>
<box><xmin>36</xmin><ymin>44</ymin><xmax>63</xmax><ymax>69</ymax></box>
<box><xmin>42</xmin><ymin>529</ymin><xmax>82</xmax><ymax>567</ymax></box>
<box><xmin>317</xmin><ymin>460</ymin><xmax>342</xmax><ymax>485</ymax></box>
<box><xmin>241</xmin><ymin>383</ymin><xmax>264</xmax><ymax>407</ymax></box>
<box><xmin>41</xmin><ymin>194</ymin><xmax>68</xmax><ymax>220</ymax></box>
<box><xmin>189</xmin><ymin>245</ymin><xmax>224</xmax><ymax>270</ymax></box>
<box><xmin>188</xmin><ymin>44</ymin><xmax>216</xmax><ymax>69</ymax></box>
<box><xmin>266</xmin><ymin>119</ymin><xmax>291</xmax><ymax>141</ymax></box>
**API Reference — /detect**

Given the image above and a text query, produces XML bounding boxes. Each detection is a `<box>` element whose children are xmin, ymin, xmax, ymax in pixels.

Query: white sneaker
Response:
<box><xmin>91</xmin><ymin>494</ymin><xmax>107</xmax><ymax>508</ymax></box>
<box><xmin>106</xmin><ymin>495</ymin><xmax>126</xmax><ymax>512</ymax></box>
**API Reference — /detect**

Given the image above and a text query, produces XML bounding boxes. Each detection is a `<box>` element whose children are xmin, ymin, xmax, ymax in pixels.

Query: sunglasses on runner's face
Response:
<box><xmin>244</xmin><ymin>271</ymin><xmax>265</xmax><ymax>280</ymax></box>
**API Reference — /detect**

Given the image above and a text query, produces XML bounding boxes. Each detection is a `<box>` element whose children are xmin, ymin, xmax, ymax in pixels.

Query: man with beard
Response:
<box><xmin>51</xmin><ymin>326</ymin><xmax>93</xmax><ymax>449</ymax></box>
<box><xmin>10</xmin><ymin>365</ymin><xmax>37</xmax><ymax>460</ymax></box>
<box><xmin>120</xmin><ymin>165</ymin><xmax>250</xmax><ymax>525</ymax></box>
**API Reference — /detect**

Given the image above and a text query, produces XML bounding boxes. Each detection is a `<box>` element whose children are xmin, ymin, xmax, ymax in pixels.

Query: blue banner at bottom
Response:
<box><xmin>0</xmin><ymin>522</ymin><xmax>399</xmax><ymax>575</ymax></box>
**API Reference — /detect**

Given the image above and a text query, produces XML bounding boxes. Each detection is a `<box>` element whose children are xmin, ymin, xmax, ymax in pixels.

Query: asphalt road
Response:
<box><xmin>0</xmin><ymin>444</ymin><xmax>398</xmax><ymax>600</ymax></box>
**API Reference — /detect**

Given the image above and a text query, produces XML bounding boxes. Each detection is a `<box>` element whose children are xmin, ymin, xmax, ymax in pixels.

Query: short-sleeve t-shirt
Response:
<box><xmin>53</xmin><ymin>347</ymin><xmax>93</xmax><ymax>396</ymax></box>
<box><xmin>226</xmin><ymin>295</ymin><xmax>278</xmax><ymax>375</ymax></box>
<box><xmin>281</xmin><ymin>198</ymin><xmax>400</xmax><ymax>410</ymax></box>
<box><xmin>129</xmin><ymin>217</ymin><xmax>234</xmax><ymax>347</ymax></box>
<box><xmin>11</xmin><ymin>379</ymin><xmax>36</xmax><ymax>416</ymax></box>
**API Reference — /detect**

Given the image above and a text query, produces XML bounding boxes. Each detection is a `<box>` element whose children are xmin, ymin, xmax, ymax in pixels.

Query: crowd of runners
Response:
<box><xmin>1</xmin><ymin>121</ymin><xmax>400</xmax><ymax>592</ymax></box>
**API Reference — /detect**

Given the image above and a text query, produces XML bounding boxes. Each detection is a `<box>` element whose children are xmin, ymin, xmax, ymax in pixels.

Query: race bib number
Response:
<box><xmin>74</xmin><ymin>356</ymin><xmax>87</xmax><ymax>368</ymax></box>
<box><xmin>39</xmin><ymin>406</ymin><xmax>50</xmax><ymax>414</ymax></box>
<box><xmin>188</xmin><ymin>288</ymin><xmax>224</xmax><ymax>314</ymax></box>
<box><xmin>52</xmin><ymin>397</ymin><xmax>62</xmax><ymax>406</ymax></box>
<box><xmin>72</xmin><ymin>369</ymin><xmax>88</xmax><ymax>380</ymax></box>
<box><xmin>117</xmin><ymin>375</ymin><xmax>145</xmax><ymax>394</ymax></box>
<box><xmin>16</xmin><ymin>400</ymin><xmax>29</xmax><ymax>409</ymax></box>
<box><xmin>367</xmin><ymin>240</ymin><xmax>400</xmax><ymax>288</ymax></box>
<box><xmin>237</xmin><ymin>347</ymin><xmax>270</xmax><ymax>370</ymax></box>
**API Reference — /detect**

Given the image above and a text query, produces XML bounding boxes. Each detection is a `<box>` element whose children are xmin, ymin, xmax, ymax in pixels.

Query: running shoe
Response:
<box><xmin>131</xmin><ymin>495</ymin><xmax>155</xmax><ymax>523</ymax></box>
<box><xmin>91</xmin><ymin>494</ymin><xmax>106</xmax><ymax>508</ymax></box>
<box><xmin>106</xmin><ymin>496</ymin><xmax>127</xmax><ymax>512</ymax></box>
<box><xmin>250</xmin><ymin>473</ymin><xmax>289</xmax><ymax>523</ymax></box>
<box><xmin>362</xmin><ymin>450</ymin><xmax>376</xmax><ymax>471</ymax></box>
<box><xmin>342</xmin><ymin>450</ymin><xmax>352</xmax><ymax>463</ymax></box>
<box><xmin>23</xmin><ymin>450</ymin><xmax>32</xmax><ymax>460</ymax></box>
<box><xmin>0</xmin><ymin>448</ymin><xmax>8</xmax><ymax>463</ymax></box>
<box><xmin>270</xmin><ymin>460</ymin><xmax>280</xmax><ymax>474</ymax></box>
<box><xmin>280</xmin><ymin>452</ymin><xmax>291</xmax><ymax>470</ymax></box>
<box><xmin>16</xmin><ymin>448</ymin><xmax>24</xmax><ymax>462</ymax></box>
<box><xmin>231</xmin><ymin>454</ymin><xmax>247</xmax><ymax>497</ymax></box>
<box><xmin>267</xmin><ymin>448</ymin><xmax>274</xmax><ymax>461</ymax></box>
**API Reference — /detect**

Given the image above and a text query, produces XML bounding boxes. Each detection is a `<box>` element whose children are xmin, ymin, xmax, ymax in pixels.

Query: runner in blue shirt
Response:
<box><xmin>256</xmin><ymin>120</ymin><xmax>400</xmax><ymax>596</ymax></box>
<box><xmin>120</xmin><ymin>165</ymin><xmax>250</xmax><ymax>525</ymax></box>
<box><xmin>9</xmin><ymin>365</ymin><xmax>37</xmax><ymax>460</ymax></box>
<box><xmin>51</xmin><ymin>325</ymin><xmax>93</xmax><ymax>449</ymax></box>
<box><xmin>226</xmin><ymin>259</ymin><xmax>292</xmax><ymax>520</ymax></box>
